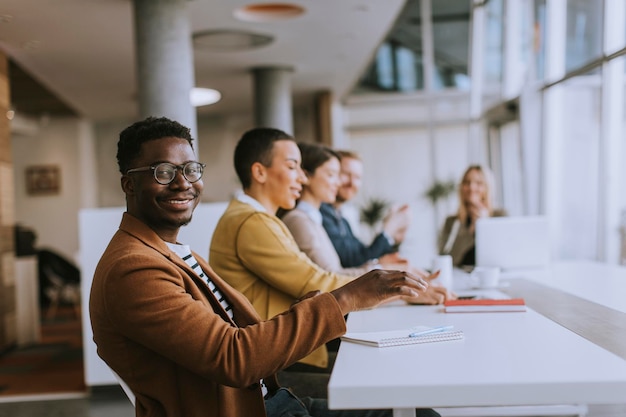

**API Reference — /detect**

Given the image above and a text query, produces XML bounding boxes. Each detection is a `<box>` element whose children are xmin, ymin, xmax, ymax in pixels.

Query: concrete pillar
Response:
<box><xmin>252</xmin><ymin>66</ymin><xmax>293</xmax><ymax>134</ymax></box>
<box><xmin>132</xmin><ymin>0</ymin><xmax>197</xmax><ymax>137</ymax></box>
<box><xmin>0</xmin><ymin>51</ymin><xmax>16</xmax><ymax>351</ymax></box>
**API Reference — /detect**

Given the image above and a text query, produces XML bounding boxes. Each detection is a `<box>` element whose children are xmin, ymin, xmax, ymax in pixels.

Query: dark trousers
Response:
<box><xmin>265</xmin><ymin>388</ymin><xmax>440</xmax><ymax>417</ymax></box>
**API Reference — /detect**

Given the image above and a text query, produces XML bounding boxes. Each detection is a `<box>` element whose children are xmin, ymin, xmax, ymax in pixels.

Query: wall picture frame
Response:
<box><xmin>26</xmin><ymin>165</ymin><xmax>60</xmax><ymax>195</ymax></box>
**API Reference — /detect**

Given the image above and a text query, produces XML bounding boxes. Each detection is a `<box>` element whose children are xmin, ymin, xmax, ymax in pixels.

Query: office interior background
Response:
<box><xmin>1</xmin><ymin>0</ymin><xmax>626</xmax><ymax>357</ymax></box>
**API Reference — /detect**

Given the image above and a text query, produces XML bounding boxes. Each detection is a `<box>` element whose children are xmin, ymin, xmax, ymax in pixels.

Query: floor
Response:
<box><xmin>0</xmin><ymin>306</ymin><xmax>84</xmax><ymax>396</ymax></box>
<box><xmin>0</xmin><ymin>386</ymin><xmax>134</xmax><ymax>417</ymax></box>
<box><xmin>0</xmin><ymin>301</ymin><xmax>134</xmax><ymax>416</ymax></box>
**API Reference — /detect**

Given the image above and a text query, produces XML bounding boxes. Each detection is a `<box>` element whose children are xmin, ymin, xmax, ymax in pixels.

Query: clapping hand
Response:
<box><xmin>383</xmin><ymin>204</ymin><xmax>412</xmax><ymax>244</ymax></box>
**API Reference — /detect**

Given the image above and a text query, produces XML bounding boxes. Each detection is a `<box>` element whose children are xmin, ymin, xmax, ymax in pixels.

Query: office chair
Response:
<box><xmin>111</xmin><ymin>369</ymin><xmax>136</xmax><ymax>407</ymax></box>
<box><xmin>37</xmin><ymin>248</ymin><xmax>81</xmax><ymax>319</ymax></box>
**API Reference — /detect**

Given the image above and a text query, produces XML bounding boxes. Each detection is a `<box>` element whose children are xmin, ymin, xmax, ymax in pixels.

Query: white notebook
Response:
<box><xmin>341</xmin><ymin>325</ymin><xmax>464</xmax><ymax>348</ymax></box>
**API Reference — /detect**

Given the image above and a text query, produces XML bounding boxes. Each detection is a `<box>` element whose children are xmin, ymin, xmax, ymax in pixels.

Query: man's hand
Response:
<box><xmin>382</xmin><ymin>204</ymin><xmax>412</xmax><ymax>244</ymax></box>
<box><xmin>380</xmin><ymin>264</ymin><xmax>435</xmax><ymax>282</ymax></box>
<box><xmin>400</xmin><ymin>269</ymin><xmax>454</xmax><ymax>305</ymax></box>
<box><xmin>404</xmin><ymin>285</ymin><xmax>456</xmax><ymax>305</ymax></box>
<box><xmin>413</xmin><ymin>270</ymin><xmax>456</xmax><ymax>304</ymax></box>
<box><xmin>331</xmin><ymin>269</ymin><xmax>429</xmax><ymax>315</ymax></box>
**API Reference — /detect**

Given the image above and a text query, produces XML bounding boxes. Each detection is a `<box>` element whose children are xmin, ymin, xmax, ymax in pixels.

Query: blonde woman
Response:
<box><xmin>438</xmin><ymin>165</ymin><xmax>506</xmax><ymax>267</ymax></box>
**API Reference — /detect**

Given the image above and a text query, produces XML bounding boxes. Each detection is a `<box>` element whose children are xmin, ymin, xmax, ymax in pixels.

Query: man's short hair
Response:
<box><xmin>117</xmin><ymin>116</ymin><xmax>194</xmax><ymax>174</ymax></box>
<box><xmin>335</xmin><ymin>149</ymin><xmax>361</xmax><ymax>161</ymax></box>
<box><xmin>234</xmin><ymin>127</ymin><xmax>294</xmax><ymax>189</ymax></box>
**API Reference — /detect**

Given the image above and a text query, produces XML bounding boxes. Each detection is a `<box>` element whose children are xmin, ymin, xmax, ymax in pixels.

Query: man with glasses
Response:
<box><xmin>89</xmin><ymin>116</ymin><xmax>438</xmax><ymax>417</ymax></box>
<box><xmin>126</xmin><ymin>161</ymin><xmax>206</xmax><ymax>185</ymax></box>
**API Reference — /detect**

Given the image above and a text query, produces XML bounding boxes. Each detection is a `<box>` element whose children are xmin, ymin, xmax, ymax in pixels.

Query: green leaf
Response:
<box><xmin>360</xmin><ymin>198</ymin><xmax>390</xmax><ymax>227</ymax></box>
<box><xmin>424</xmin><ymin>180</ymin><xmax>456</xmax><ymax>204</ymax></box>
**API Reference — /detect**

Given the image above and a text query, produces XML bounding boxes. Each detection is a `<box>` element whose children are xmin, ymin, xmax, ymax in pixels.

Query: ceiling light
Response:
<box><xmin>194</xmin><ymin>30</ymin><xmax>273</xmax><ymax>51</ymax></box>
<box><xmin>190</xmin><ymin>88</ymin><xmax>221</xmax><ymax>107</ymax></box>
<box><xmin>234</xmin><ymin>3</ymin><xmax>305</xmax><ymax>22</ymax></box>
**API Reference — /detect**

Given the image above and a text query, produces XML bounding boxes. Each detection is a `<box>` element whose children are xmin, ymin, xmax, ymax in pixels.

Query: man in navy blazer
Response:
<box><xmin>321</xmin><ymin>150</ymin><xmax>411</xmax><ymax>268</ymax></box>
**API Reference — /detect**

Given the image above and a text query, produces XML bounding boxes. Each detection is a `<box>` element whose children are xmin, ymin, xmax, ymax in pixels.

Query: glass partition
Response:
<box><xmin>534</xmin><ymin>0</ymin><xmax>547</xmax><ymax>80</ymax></box>
<box><xmin>355</xmin><ymin>0</ymin><xmax>423</xmax><ymax>93</ymax></box>
<box><xmin>432</xmin><ymin>0</ymin><xmax>470</xmax><ymax>89</ymax></box>
<box><xmin>556</xmin><ymin>70</ymin><xmax>602</xmax><ymax>259</ymax></box>
<box><xmin>484</xmin><ymin>0</ymin><xmax>504</xmax><ymax>87</ymax></box>
<box><xmin>565</xmin><ymin>0</ymin><xmax>604</xmax><ymax>71</ymax></box>
<box><xmin>353</xmin><ymin>0</ymin><xmax>470</xmax><ymax>93</ymax></box>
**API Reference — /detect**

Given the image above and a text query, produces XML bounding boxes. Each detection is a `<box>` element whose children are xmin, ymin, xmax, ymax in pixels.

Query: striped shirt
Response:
<box><xmin>166</xmin><ymin>242</ymin><xmax>268</xmax><ymax>396</ymax></box>
<box><xmin>166</xmin><ymin>243</ymin><xmax>234</xmax><ymax>320</ymax></box>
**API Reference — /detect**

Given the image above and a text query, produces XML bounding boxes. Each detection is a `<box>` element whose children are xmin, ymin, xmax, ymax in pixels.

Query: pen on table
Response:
<box><xmin>409</xmin><ymin>325</ymin><xmax>454</xmax><ymax>338</ymax></box>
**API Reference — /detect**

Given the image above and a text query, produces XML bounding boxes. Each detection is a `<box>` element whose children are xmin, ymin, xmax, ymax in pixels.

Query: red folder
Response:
<box><xmin>444</xmin><ymin>298</ymin><xmax>526</xmax><ymax>313</ymax></box>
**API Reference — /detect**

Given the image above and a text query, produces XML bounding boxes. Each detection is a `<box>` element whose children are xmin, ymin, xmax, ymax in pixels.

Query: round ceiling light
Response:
<box><xmin>234</xmin><ymin>3</ymin><xmax>305</xmax><ymax>22</ymax></box>
<box><xmin>194</xmin><ymin>30</ymin><xmax>273</xmax><ymax>51</ymax></box>
<box><xmin>190</xmin><ymin>88</ymin><xmax>221</xmax><ymax>107</ymax></box>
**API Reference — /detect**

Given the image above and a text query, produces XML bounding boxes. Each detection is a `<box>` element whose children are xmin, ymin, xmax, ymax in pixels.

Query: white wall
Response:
<box><xmin>557</xmin><ymin>82</ymin><xmax>601</xmax><ymax>260</ymax></box>
<box><xmin>94</xmin><ymin>119</ymin><xmax>134</xmax><ymax>208</ymax></box>
<box><xmin>12</xmin><ymin>117</ymin><xmax>87</xmax><ymax>262</ymax></box>
<box><xmin>341</xmin><ymin>92</ymin><xmax>472</xmax><ymax>268</ymax></box>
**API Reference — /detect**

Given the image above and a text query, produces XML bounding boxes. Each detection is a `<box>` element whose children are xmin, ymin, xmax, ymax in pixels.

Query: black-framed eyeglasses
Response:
<box><xmin>126</xmin><ymin>162</ymin><xmax>206</xmax><ymax>185</ymax></box>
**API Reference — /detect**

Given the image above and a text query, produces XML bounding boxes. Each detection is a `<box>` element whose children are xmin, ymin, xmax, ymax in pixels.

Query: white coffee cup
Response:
<box><xmin>472</xmin><ymin>266</ymin><xmax>500</xmax><ymax>288</ymax></box>
<box><xmin>432</xmin><ymin>255</ymin><xmax>453</xmax><ymax>289</ymax></box>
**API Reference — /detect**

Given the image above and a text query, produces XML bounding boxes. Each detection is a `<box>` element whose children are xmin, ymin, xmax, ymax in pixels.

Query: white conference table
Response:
<box><xmin>509</xmin><ymin>260</ymin><xmax>626</xmax><ymax>314</ymax></box>
<box><xmin>327</xmin><ymin>261</ymin><xmax>626</xmax><ymax>417</ymax></box>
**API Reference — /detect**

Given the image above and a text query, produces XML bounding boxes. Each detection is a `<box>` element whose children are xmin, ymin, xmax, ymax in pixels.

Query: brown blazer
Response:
<box><xmin>89</xmin><ymin>213</ymin><xmax>346</xmax><ymax>417</ymax></box>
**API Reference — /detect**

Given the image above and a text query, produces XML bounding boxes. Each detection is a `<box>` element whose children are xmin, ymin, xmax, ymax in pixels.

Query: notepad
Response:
<box><xmin>444</xmin><ymin>298</ymin><xmax>527</xmax><ymax>313</ymax></box>
<box><xmin>341</xmin><ymin>325</ymin><xmax>464</xmax><ymax>348</ymax></box>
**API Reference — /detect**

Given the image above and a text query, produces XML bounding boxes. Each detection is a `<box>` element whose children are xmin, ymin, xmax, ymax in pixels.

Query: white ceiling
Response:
<box><xmin>0</xmin><ymin>0</ymin><xmax>406</xmax><ymax>121</ymax></box>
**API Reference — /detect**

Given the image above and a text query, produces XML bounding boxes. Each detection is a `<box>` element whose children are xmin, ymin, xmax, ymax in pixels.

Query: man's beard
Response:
<box><xmin>336</xmin><ymin>187</ymin><xmax>354</xmax><ymax>204</ymax></box>
<box><xmin>178</xmin><ymin>215</ymin><xmax>193</xmax><ymax>227</ymax></box>
<box><xmin>171</xmin><ymin>214</ymin><xmax>193</xmax><ymax>228</ymax></box>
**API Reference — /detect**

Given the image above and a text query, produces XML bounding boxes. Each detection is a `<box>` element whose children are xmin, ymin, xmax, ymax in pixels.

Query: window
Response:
<box><xmin>354</xmin><ymin>0</ymin><xmax>470</xmax><ymax>93</ymax></box>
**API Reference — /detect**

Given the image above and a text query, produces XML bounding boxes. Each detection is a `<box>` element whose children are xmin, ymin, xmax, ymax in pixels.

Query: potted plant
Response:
<box><xmin>424</xmin><ymin>180</ymin><xmax>456</xmax><ymax>206</ymax></box>
<box><xmin>360</xmin><ymin>197</ymin><xmax>390</xmax><ymax>228</ymax></box>
<box><xmin>424</xmin><ymin>179</ymin><xmax>456</xmax><ymax>227</ymax></box>
<box><xmin>358</xmin><ymin>198</ymin><xmax>390</xmax><ymax>241</ymax></box>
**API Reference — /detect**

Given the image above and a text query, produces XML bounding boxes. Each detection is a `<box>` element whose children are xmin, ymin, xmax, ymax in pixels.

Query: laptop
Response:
<box><xmin>475</xmin><ymin>216</ymin><xmax>550</xmax><ymax>271</ymax></box>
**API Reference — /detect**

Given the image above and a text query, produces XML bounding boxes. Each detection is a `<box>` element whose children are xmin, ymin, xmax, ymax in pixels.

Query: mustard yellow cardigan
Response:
<box><xmin>210</xmin><ymin>199</ymin><xmax>353</xmax><ymax>368</ymax></box>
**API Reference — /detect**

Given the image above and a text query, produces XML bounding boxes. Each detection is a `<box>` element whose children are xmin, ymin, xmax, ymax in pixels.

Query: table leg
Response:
<box><xmin>393</xmin><ymin>408</ymin><xmax>416</xmax><ymax>417</ymax></box>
